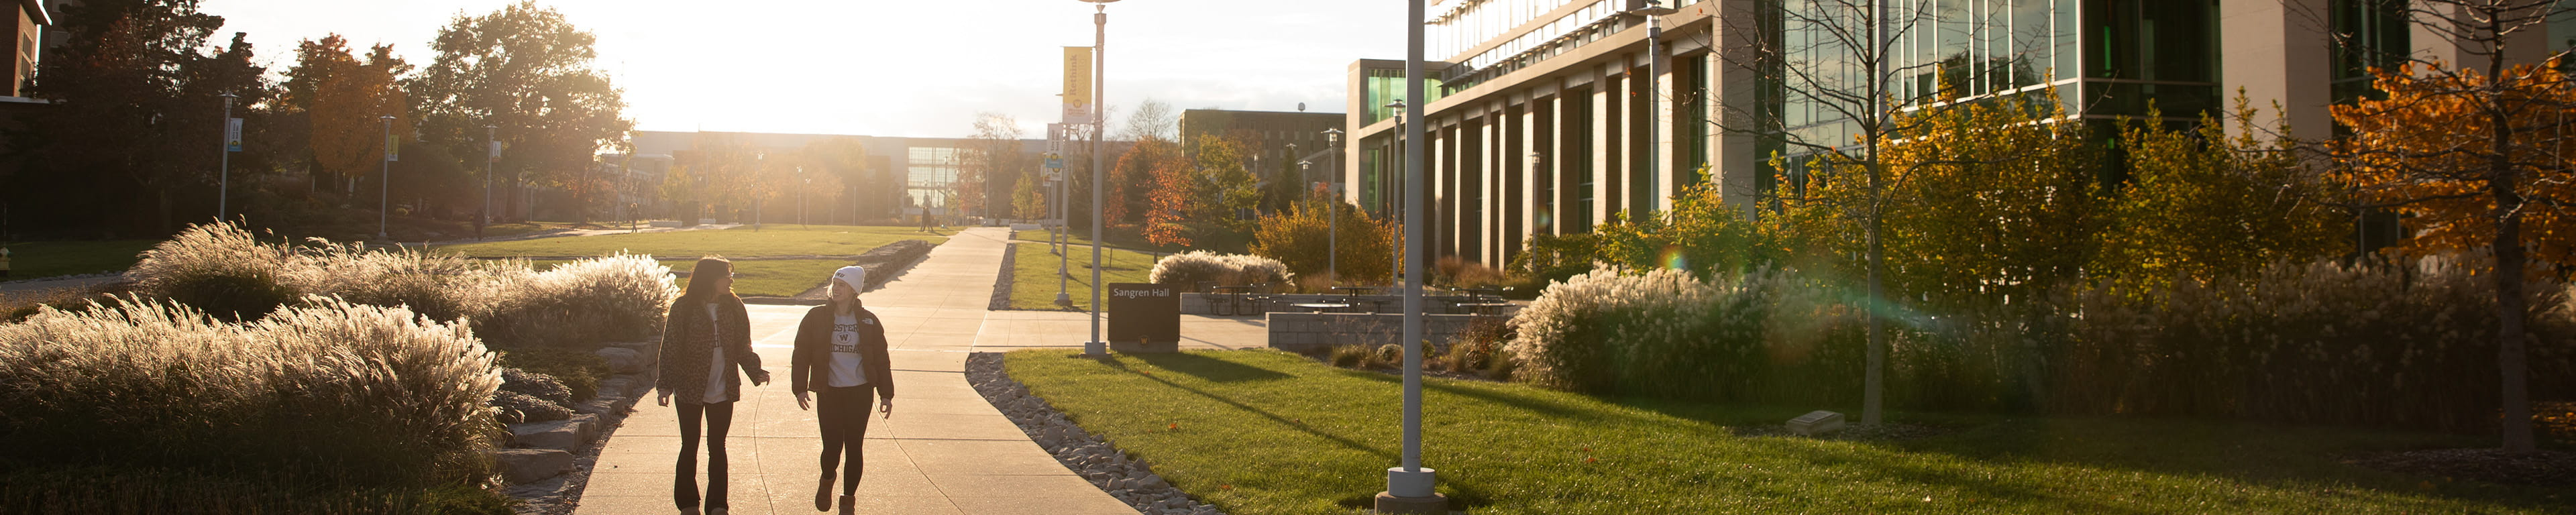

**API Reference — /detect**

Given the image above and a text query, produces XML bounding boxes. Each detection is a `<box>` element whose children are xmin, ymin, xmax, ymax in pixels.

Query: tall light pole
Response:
<box><xmin>1631</xmin><ymin>0</ymin><xmax>1676</xmax><ymax>222</ymax></box>
<box><xmin>800</xmin><ymin>166</ymin><xmax>810</xmax><ymax>227</ymax></box>
<box><xmin>482</xmin><ymin>125</ymin><xmax>496</xmax><ymax>236</ymax></box>
<box><xmin>1079</xmin><ymin>0</ymin><xmax>1121</xmax><ymax>357</ymax></box>
<box><xmin>1303</xmin><ymin>160</ymin><xmax>1328</xmax><ymax>286</ymax></box>
<box><xmin>1324</xmin><ymin>127</ymin><xmax>1343</xmax><ymax>284</ymax></box>
<box><xmin>1377</xmin><ymin>0</ymin><xmax>1442</xmax><ymax>510</ymax></box>
<box><xmin>378</xmin><ymin>115</ymin><xmax>395</xmax><ymax>241</ymax></box>
<box><xmin>218</xmin><ymin>93</ymin><xmax>236</xmax><ymax>221</ymax></box>
<box><xmin>1385</xmin><ymin>99</ymin><xmax>1405</xmax><ymax>288</ymax></box>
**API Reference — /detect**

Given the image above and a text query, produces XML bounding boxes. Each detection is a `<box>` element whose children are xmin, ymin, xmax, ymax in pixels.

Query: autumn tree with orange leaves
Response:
<box><xmin>284</xmin><ymin>36</ymin><xmax>411</xmax><ymax>196</ymax></box>
<box><xmin>2327</xmin><ymin>0</ymin><xmax>2576</xmax><ymax>452</ymax></box>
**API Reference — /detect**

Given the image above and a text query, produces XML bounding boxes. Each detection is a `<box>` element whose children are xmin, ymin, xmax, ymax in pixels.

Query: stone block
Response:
<box><xmin>511</xmin><ymin>418</ymin><xmax>587</xmax><ymax>450</ymax></box>
<box><xmin>1788</xmin><ymin>410</ymin><xmax>1846</xmax><ymax>436</ymax></box>
<box><xmin>595</xmin><ymin>347</ymin><xmax>647</xmax><ymax>375</ymax></box>
<box><xmin>490</xmin><ymin>448</ymin><xmax>574</xmax><ymax>483</ymax></box>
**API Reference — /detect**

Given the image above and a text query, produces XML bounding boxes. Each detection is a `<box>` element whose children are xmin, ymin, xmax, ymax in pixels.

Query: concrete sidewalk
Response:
<box><xmin>576</xmin><ymin>227</ymin><xmax>1138</xmax><ymax>515</ymax></box>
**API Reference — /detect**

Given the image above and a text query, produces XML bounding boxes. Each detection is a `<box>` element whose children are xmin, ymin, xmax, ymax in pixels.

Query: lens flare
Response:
<box><xmin>1659</xmin><ymin>245</ymin><xmax>1686</xmax><ymax>270</ymax></box>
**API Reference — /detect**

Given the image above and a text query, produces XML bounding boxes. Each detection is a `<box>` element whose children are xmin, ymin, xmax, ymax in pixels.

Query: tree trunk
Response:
<box><xmin>1863</xmin><ymin>159</ymin><xmax>1887</xmax><ymax>426</ymax></box>
<box><xmin>2491</xmin><ymin>180</ymin><xmax>2534</xmax><ymax>452</ymax></box>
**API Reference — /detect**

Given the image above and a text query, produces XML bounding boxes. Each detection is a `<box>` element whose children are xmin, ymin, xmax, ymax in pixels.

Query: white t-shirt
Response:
<box><xmin>828</xmin><ymin>312</ymin><xmax>868</xmax><ymax>388</ymax></box>
<box><xmin>703</xmin><ymin>304</ymin><xmax>729</xmax><ymax>404</ymax></box>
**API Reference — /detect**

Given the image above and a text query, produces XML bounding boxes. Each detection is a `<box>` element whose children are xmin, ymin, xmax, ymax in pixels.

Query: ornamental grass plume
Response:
<box><xmin>0</xmin><ymin>294</ymin><xmax>503</xmax><ymax>490</ymax></box>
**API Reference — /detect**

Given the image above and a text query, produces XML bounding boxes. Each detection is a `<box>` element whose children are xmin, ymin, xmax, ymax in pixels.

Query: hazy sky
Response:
<box><xmin>196</xmin><ymin>0</ymin><xmax>1406</xmax><ymax>138</ymax></box>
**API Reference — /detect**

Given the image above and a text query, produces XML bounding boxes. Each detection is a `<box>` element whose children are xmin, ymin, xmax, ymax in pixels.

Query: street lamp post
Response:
<box><xmin>1078</xmin><ymin>0</ymin><xmax>1122</xmax><ymax>357</ymax></box>
<box><xmin>800</xmin><ymin>166</ymin><xmax>810</xmax><ymax>227</ymax></box>
<box><xmin>482</xmin><ymin>125</ymin><xmax>496</xmax><ymax>238</ymax></box>
<box><xmin>378</xmin><ymin>115</ymin><xmax>394</xmax><ymax>241</ymax></box>
<box><xmin>1324</xmin><ymin>127</ymin><xmax>1342</xmax><ymax>283</ymax></box>
<box><xmin>1377</xmin><ymin>0</ymin><xmax>1443</xmax><ymax>510</ymax></box>
<box><xmin>1056</xmin><ymin>172</ymin><xmax>1070</xmax><ymax>306</ymax></box>
<box><xmin>1631</xmin><ymin>0</ymin><xmax>1676</xmax><ymax>222</ymax></box>
<box><xmin>218</xmin><ymin>93</ymin><xmax>235</xmax><ymax>221</ymax></box>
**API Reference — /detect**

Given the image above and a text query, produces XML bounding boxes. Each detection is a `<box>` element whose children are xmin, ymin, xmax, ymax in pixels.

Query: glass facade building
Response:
<box><xmin>1348</xmin><ymin>0</ymin><xmax>2569</xmax><ymax>268</ymax></box>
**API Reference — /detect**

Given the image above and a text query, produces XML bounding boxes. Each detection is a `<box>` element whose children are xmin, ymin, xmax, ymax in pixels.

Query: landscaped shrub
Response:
<box><xmin>472</xmin><ymin>253</ymin><xmax>678</xmax><ymax>347</ymax></box>
<box><xmin>1150</xmin><ymin>251</ymin><xmax>1295</xmax><ymax>291</ymax></box>
<box><xmin>285</xmin><ymin>239</ymin><xmax>494</xmax><ymax>323</ymax></box>
<box><xmin>495</xmin><ymin>347</ymin><xmax>609</xmax><ymax>402</ymax></box>
<box><xmin>0</xmin><ymin>466</ymin><xmax>513</xmax><ymax>515</ymax></box>
<box><xmin>0</xmin><ymin>295</ymin><xmax>502</xmax><ymax>491</ymax></box>
<box><xmin>1434</xmin><ymin>256</ymin><xmax>1506</xmax><ymax>289</ymax></box>
<box><xmin>500</xmin><ymin>367</ymin><xmax>574</xmax><ymax>408</ymax></box>
<box><xmin>1503</xmin><ymin>267</ymin><xmax>1868</xmax><ymax>405</ymax></box>
<box><xmin>491</xmin><ymin>390</ymin><xmax>572</xmax><ymax>424</ymax></box>
<box><xmin>2057</xmin><ymin>255</ymin><xmax>2576</xmax><ymax>433</ymax></box>
<box><xmin>124</xmin><ymin>222</ymin><xmax>299</xmax><ymax>321</ymax></box>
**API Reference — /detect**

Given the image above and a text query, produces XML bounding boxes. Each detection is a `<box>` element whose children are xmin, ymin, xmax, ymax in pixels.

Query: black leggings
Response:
<box><xmin>818</xmin><ymin>386</ymin><xmax>875</xmax><ymax>495</ymax></box>
<box><xmin>676</xmin><ymin>400</ymin><xmax>735</xmax><ymax>510</ymax></box>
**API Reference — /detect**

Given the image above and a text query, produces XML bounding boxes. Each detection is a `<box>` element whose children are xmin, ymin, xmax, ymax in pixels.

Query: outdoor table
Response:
<box><xmin>1209</xmin><ymin>285</ymin><xmax>1254</xmax><ymax>316</ymax></box>
<box><xmin>1458</xmin><ymin>302</ymin><xmax>1518</xmax><ymax>316</ymax></box>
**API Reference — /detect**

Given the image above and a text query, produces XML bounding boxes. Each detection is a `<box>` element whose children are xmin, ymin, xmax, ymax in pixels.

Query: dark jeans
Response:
<box><xmin>818</xmin><ymin>386</ymin><xmax>875</xmax><ymax>495</ymax></box>
<box><xmin>676</xmin><ymin>400</ymin><xmax>736</xmax><ymax>510</ymax></box>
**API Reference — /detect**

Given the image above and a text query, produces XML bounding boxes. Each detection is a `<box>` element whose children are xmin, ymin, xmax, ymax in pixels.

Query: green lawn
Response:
<box><xmin>1</xmin><ymin>240</ymin><xmax>160</xmax><ymax>280</ymax></box>
<box><xmin>1008</xmin><ymin>241</ymin><xmax>1158</xmax><ymax>310</ymax></box>
<box><xmin>435</xmin><ymin>225</ymin><xmax>949</xmax><ymax>260</ymax></box>
<box><xmin>527</xmin><ymin>258</ymin><xmax>846</xmax><ymax>298</ymax></box>
<box><xmin>1004</xmin><ymin>349</ymin><xmax>2573</xmax><ymax>515</ymax></box>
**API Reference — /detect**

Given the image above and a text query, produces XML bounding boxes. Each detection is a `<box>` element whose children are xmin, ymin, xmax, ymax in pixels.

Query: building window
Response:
<box><xmin>2331</xmin><ymin>0</ymin><xmax>2410</xmax><ymax>103</ymax></box>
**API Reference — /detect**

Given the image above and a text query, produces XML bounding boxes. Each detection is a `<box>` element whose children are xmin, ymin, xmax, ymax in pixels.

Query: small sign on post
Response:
<box><xmin>224</xmin><ymin>117</ymin><xmax>243</xmax><ymax>152</ymax></box>
<box><xmin>1106</xmin><ymin>282</ymin><xmax>1179</xmax><ymax>353</ymax></box>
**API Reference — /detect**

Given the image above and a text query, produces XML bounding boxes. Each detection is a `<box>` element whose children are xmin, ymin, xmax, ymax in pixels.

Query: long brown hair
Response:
<box><xmin>680</xmin><ymin>255</ymin><xmax>739</xmax><ymax>303</ymax></box>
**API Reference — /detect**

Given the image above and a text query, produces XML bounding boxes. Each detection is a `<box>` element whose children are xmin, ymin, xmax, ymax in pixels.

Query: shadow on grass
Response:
<box><xmin>1131</xmin><ymin>352</ymin><xmax>1291</xmax><ymax>384</ymax></box>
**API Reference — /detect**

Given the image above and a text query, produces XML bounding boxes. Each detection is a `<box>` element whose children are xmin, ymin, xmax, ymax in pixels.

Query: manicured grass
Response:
<box><xmin>1004</xmin><ymin>349</ymin><xmax>2574</xmax><ymax>515</ymax></box>
<box><xmin>0</xmin><ymin>240</ymin><xmax>159</xmax><ymax>280</ymax></box>
<box><xmin>527</xmin><ymin>258</ymin><xmax>845</xmax><ymax>298</ymax></box>
<box><xmin>435</xmin><ymin>225</ymin><xmax>949</xmax><ymax>260</ymax></box>
<box><xmin>1008</xmin><ymin>241</ymin><xmax>1159</xmax><ymax>310</ymax></box>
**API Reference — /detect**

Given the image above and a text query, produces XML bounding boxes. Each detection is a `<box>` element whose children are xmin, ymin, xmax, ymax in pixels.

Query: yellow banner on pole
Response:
<box><xmin>1063</xmin><ymin>46</ymin><xmax>1093</xmax><ymax>125</ymax></box>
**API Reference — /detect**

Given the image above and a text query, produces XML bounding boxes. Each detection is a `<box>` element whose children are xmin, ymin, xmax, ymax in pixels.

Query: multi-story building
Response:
<box><xmin>1178</xmin><ymin>108</ymin><xmax>1348</xmax><ymax>181</ymax></box>
<box><xmin>1343</xmin><ymin>0</ymin><xmax>2576</xmax><ymax>268</ymax></box>
<box><xmin>627</xmin><ymin>131</ymin><xmax>1068</xmax><ymax>223</ymax></box>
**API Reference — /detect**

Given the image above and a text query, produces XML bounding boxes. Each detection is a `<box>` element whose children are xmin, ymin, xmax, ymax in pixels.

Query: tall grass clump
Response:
<box><xmin>1150</xmin><ymin>251</ymin><xmax>1295</xmax><ymax>291</ymax></box>
<box><xmin>2059</xmin><ymin>255</ymin><xmax>2575</xmax><ymax>433</ymax></box>
<box><xmin>124</xmin><ymin>222</ymin><xmax>297</xmax><ymax>321</ymax></box>
<box><xmin>284</xmin><ymin>238</ymin><xmax>494</xmax><ymax>323</ymax></box>
<box><xmin>1505</xmin><ymin>268</ymin><xmax>1868</xmax><ymax>404</ymax></box>
<box><xmin>0</xmin><ymin>294</ymin><xmax>503</xmax><ymax>492</ymax></box>
<box><xmin>474</xmin><ymin>253</ymin><xmax>678</xmax><ymax>347</ymax></box>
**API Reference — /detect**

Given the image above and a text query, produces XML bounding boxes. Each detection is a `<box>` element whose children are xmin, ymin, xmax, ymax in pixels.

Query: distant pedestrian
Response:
<box><xmin>656</xmin><ymin>256</ymin><xmax>771</xmax><ymax>515</ymax></box>
<box><xmin>794</xmin><ymin>265</ymin><xmax>896</xmax><ymax>514</ymax></box>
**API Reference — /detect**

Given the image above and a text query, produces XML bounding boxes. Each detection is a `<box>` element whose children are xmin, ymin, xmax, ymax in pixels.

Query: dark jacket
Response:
<box><xmin>656</xmin><ymin>295</ymin><xmax>763</xmax><ymax>403</ymax></box>
<box><xmin>792</xmin><ymin>301</ymin><xmax>894</xmax><ymax>400</ymax></box>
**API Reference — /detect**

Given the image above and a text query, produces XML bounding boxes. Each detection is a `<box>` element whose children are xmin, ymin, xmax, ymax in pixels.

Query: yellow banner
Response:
<box><xmin>1063</xmin><ymin>46</ymin><xmax>1093</xmax><ymax>124</ymax></box>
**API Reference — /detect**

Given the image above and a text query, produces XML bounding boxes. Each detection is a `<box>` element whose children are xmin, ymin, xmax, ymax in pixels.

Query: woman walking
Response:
<box><xmin>795</xmin><ymin>266</ymin><xmax>896</xmax><ymax>514</ymax></box>
<box><xmin>657</xmin><ymin>256</ymin><xmax>770</xmax><ymax>515</ymax></box>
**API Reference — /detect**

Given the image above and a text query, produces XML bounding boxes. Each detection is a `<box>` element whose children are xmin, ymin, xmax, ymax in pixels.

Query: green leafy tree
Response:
<box><xmin>2098</xmin><ymin>98</ymin><xmax>2345</xmax><ymax>284</ymax></box>
<box><xmin>409</xmin><ymin>0</ymin><xmax>631</xmax><ymax>223</ymax></box>
<box><xmin>1877</xmin><ymin>91</ymin><xmax>2101</xmax><ymax>308</ymax></box>
<box><xmin>1597</xmin><ymin>166</ymin><xmax>1770</xmax><ymax>278</ymax></box>
<box><xmin>1188</xmin><ymin>134</ymin><xmax>1263</xmax><ymax>247</ymax></box>
<box><xmin>13</xmin><ymin>0</ymin><xmax>264</xmax><ymax>235</ymax></box>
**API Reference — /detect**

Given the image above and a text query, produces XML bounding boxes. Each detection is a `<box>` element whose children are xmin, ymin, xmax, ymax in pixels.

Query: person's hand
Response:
<box><xmin>656</xmin><ymin>391</ymin><xmax>672</xmax><ymax>407</ymax></box>
<box><xmin>749</xmin><ymin>369</ymin><xmax>771</xmax><ymax>386</ymax></box>
<box><xmin>795</xmin><ymin>391</ymin><xmax>812</xmax><ymax>411</ymax></box>
<box><xmin>879</xmin><ymin>398</ymin><xmax>894</xmax><ymax>419</ymax></box>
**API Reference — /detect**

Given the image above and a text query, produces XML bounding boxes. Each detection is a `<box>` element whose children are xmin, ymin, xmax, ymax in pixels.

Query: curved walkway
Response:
<box><xmin>576</xmin><ymin>228</ymin><xmax>1137</xmax><ymax>515</ymax></box>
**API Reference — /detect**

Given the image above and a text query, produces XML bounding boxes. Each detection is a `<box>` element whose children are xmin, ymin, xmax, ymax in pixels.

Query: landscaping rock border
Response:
<box><xmin>500</xmin><ymin>339</ymin><xmax>659</xmax><ymax>515</ymax></box>
<box><xmin>965</xmin><ymin>353</ymin><xmax>1223</xmax><ymax>515</ymax></box>
<box><xmin>989</xmin><ymin>243</ymin><xmax>1017</xmax><ymax>310</ymax></box>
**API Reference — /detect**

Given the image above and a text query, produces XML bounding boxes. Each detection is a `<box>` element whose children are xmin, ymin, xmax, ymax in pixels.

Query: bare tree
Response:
<box><xmin>1701</xmin><ymin>0</ymin><xmax>2047</xmax><ymax>424</ymax></box>
<box><xmin>1118</xmin><ymin>99</ymin><xmax>1177</xmax><ymax>143</ymax></box>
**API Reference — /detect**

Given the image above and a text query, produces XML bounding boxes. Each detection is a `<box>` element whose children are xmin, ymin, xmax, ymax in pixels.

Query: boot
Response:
<box><xmin>815</xmin><ymin>475</ymin><xmax>834</xmax><ymax>512</ymax></box>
